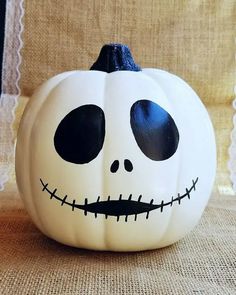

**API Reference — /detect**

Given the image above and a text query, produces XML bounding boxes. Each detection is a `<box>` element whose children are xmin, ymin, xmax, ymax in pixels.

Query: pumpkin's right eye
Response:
<box><xmin>54</xmin><ymin>104</ymin><xmax>105</xmax><ymax>164</ymax></box>
<box><xmin>130</xmin><ymin>99</ymin><xmax>179</xmax><ymax>161</ymax></box>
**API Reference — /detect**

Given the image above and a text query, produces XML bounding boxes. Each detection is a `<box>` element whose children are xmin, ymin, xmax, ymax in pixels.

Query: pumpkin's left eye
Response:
<box><xmin>54</xmin><ymin>104</ymin><xmax>105</xmax><ymax>164</ymax></box>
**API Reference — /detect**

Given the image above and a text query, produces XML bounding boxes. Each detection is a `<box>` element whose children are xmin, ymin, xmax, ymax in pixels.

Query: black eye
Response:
<box><xmin>130</xmin><ymin>100</ymin><xmax>179</xmax><ymax>161</ymax></box>
<box><xmin>54</xmin><ymin>104</ymin><xmax>105</xmax><ymax>164</ymax></box>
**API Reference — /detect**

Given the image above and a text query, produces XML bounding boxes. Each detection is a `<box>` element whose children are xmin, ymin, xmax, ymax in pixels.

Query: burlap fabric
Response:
<box><xmin>1</xmin><ymin>0</ymin><xmax>236</xmax><ymax>294</ymax></box>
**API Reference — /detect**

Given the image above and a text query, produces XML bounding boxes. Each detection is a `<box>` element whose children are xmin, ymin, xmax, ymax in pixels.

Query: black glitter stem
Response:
<box><xmin>90</xmin><ymin>43</ymin><xmax>141</xmax><ymax>73</ymax></box>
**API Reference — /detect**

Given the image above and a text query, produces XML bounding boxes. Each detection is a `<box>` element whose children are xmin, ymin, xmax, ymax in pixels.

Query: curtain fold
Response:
<box><xmin>0</xmin><ymin>0</ymin><xmax>24</xmax><ymax>190</ymax></box>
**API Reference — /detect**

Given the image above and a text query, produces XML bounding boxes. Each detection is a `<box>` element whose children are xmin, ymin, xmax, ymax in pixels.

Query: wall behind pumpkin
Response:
<box><xmin>15</xmin><ymin>0</ymin><xmax>235</xmax><ymax>187</ymax></box>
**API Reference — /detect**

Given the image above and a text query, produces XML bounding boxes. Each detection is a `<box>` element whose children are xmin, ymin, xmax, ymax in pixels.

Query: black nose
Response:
<box><xmin>124</xmin><ymin>159</ymin><xmax>133</xmax><ymax>172</ymax></box>
<box><xmin>110</xmin><ymin>160</ymin><xmax>119</xmax><ymax>173</ymax></box>
<box><xmin>110</xmin><ymin>159</ymin><xmax>133</xmax><ymax>173</ymax></box>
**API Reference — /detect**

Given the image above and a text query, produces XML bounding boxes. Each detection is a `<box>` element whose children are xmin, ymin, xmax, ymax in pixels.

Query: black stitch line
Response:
<box><xmin>177</xmin><ymin>193</ymin><xmax>181</xmax><ymax>204</ymax></box>
<box><xmin>42</xmin><ymin>183</ymin><xmax>48</xmax><ymax>191</ymax></box>
<box><xmin>40</xmin><ymin>178</ymin><xmax>198</xmax><ymax>208</ymax></box>
<box><xmin>186</xmin><ymin>188</ymin><xmax>190</xmax><ymax>199</ymax></box>
<box><xmin>72</xmin><ymin>200</ymin><xmax>75</xmax><ymax>211</ymax></box>
<box><xmin>192</xmin><ymin>179</ymin><xmax>196</xmax><ymax>191</ymax></box>
<box><xmin>61</xmin><ymin>195</ymin><xmax>67</xmax><ymax>206</ymax></box>
<box><xmin>84</xmin><ymin>198</ymin><xmax>88</xmax><ymax>216</ymax></box>
<box><xmin>161</xmin><ymin>177</ymin><xmax>199</xmax><ymax>208</ymax></box>
<box><xmin>39</xmin><ymin>177</ymin><xmax>199</xmax><ymax>219</ymax></box>
<box><xmin>50</xmin><ymin>189</ymin><xmax>57</xmax><ymax>199</ymax></box>
<box><xmin>160</xmin><ymin>200</ymin><xmax>164</xmax><ymax>212</ymax></box>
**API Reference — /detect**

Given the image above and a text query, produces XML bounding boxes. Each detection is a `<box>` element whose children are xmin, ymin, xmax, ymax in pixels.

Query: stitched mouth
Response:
<box><xmin>40</xmin><ymin>177</ymin><xmax>198</xmax><ymax>221</ymax></box>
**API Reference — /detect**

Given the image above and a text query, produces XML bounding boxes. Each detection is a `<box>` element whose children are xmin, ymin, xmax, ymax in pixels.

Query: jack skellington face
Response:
<box><xmin>16</xmin><ymin>44</ymin><xmax>215</xmax><ymax>250</ymax></box>
<box><xmin>40</xmin><ymin>99</ymin><xmax>198</xmax><ymax>222</ymax></box>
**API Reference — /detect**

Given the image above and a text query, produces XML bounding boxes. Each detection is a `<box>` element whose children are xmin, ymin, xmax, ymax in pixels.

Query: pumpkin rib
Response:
<box><xmin>101</xmin><ymin>72</ymin><xmax>110</xmax><ymax>250</ymax></box>
<box><xmin>16</xmin><ymin>71</ymin><xmax>77</xmax><ymax>236</ymax></box>
<box><xmin>139</xmin><ymin>69</ymin><xmax>183</xmax><ymax>244</ymax></box>
<box><xmin>142</xmin><ymin>69</ymin><xmax>216</xmax><ymax>247</ymax></box>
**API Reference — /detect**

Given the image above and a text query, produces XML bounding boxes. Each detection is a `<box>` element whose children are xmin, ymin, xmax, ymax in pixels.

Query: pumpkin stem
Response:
<box><xmin>90</xmin><ymin>43</ymin><xmax>141</xmax><ymax>73</ymax></box>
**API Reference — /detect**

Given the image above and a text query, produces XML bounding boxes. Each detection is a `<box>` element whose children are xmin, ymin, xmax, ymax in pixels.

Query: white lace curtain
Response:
<box><xmin>0</xmin><ymin>0</ymin><xmax>24</xmax><ymax>190</ymax></box>
<box><xmin>228</xmin><ymin>87</ymin><xmax>236</xmax><ymax>191</ymax></box>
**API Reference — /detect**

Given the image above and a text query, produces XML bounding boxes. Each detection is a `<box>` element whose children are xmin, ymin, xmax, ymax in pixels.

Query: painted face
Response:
<box><xmin>40</xmin><ymin>98</ymin><xmax>194</xmax><ymax>221</ymax></box>
<box><xmin>16</xmin><ymin>69</ymin><xmax>216</xmax><ymax>251</ymax></box>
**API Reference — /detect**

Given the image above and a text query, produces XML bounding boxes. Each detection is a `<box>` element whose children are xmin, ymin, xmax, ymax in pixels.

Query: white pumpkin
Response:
<box><xmin>15</xmin><ymin>44</ymin><xmax>216</xmax><ymax>251</ymax></box>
